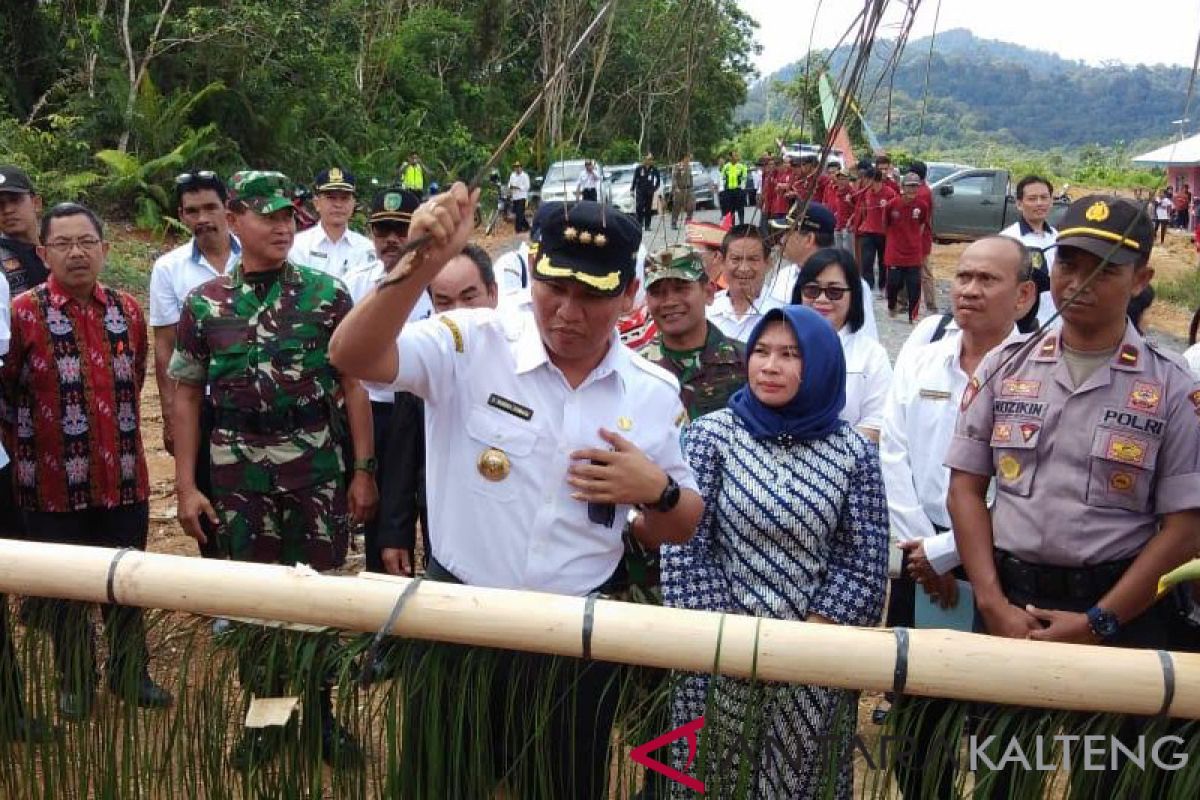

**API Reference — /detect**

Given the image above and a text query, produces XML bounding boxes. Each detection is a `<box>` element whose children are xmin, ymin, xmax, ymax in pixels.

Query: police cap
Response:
<box><xmin>532</xmin><ymin>201</ymin><xmax>640</xmax><ymax>296</ymax></box>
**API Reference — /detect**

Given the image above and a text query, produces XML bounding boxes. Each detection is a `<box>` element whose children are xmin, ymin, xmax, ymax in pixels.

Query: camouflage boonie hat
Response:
<box><xmin>644</xmin><ymin>245</ymin><xmax>704</xmax><ymax>288</ymax></box>
<box><xmin>228</xmin><ymin>170</ymin><xmax>294</xmax><ymax>215</ymax></box>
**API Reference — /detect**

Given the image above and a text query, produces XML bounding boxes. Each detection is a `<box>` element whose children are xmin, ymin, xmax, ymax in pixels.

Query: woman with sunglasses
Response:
<box><xmin>792</xmin><ymin>248</ymin><xmax>893</xmax><ymax>442</ymax></box>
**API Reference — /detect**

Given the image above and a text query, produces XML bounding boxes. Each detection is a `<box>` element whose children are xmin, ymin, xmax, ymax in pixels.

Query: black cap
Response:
<box><xmin>532</xmin><ymin>201</ymin><xmax>640</xmax><ymax>296</ymax></box>
<box><xmin>770</xmin><ymin>201</ymin><xmax>836</xmax><ymax>236</ymax></box>
<box><xmin>313</xmin><ymin>166</ymin><xmax>356</xmax><ymax>193</ymax></box>
<box><xmin>368</xmin><ymin>186</ymin><xmax>420</xmax><ymax>227</ymax></box>
<box><xmin>1056</xmin><ymin>195</ymin><xmax>1154</xmax><ymax>266</ymax></box>
<box><xmin>0</xmin><ymin>165</ymin><xmax>35</xmax><ymax>194</ymax></box>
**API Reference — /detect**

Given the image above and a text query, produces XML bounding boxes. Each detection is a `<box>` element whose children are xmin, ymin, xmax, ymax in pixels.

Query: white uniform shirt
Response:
<box><xmin>371</xmin><ymin>306</ymin><xmax>698</xmax><ymax>595</ymax></box>
<box><xmin>576</xmin><ymin>169</ymin><xmax>602</xmax><ymax>194</ymax></box>
<box><xmin>288</xmin><ymin>223</ymin><xmax>375</xmax><ymax>280</ymax></box>
<box><xmin>494</xmin><ymin>242</ymin><xmax>531</xmax><ymax>295</ymax></box>
<box><xmin>839</xmin><ymin>327</ymin><xmax>892</xmax><ymax>432</ymax></box>
<box><xmin>1183</xmin><ymin>342</ymin><xmax>1200</xmax><ymax>379</ymax></box>
<box><xmin>880</xmin><ymin>326</ymin><xmax>1019</xmax><ymax>574</ymax></box>
<box><xmin>147</xmin><ymin>236</ymin><xmax>241</xmax><ymax>327</ymax></box>
<box><xmin>1000</xmin><ymin>218</ymin><xmax>1058</xmax><ymax>328</ymax></box>
<box><xmin>508</xmin><ymin>171</ymin><xmax>530</xmax><ymax>201</ymax></box>
<box><xmin>343</xmin><ymin>255</ymin><xmax>434</xmax><ymax>404</ymax></box>
<box><xmin>706</xmin><ymin>287</ymin><xmax>785</xmax><ymax>343</ymax></box>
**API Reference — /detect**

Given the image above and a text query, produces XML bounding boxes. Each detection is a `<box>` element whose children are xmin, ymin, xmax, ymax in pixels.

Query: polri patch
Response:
<box><xmin>487</xmin><ymin>393</ymin><xmax>533</xmax><ymax>421</ymax></box>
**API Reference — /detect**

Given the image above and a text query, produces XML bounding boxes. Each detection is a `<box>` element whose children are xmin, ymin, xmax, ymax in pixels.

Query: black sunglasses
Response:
<box><xmin>800</xmin><ymin>283</ymin><xmax>849</xmax><ymax>302</ymax></box>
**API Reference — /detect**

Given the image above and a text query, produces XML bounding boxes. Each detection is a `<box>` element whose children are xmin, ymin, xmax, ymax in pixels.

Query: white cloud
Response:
<box><xmin>739</xmin><ymin>0</ymin><xmax>1200</xmax><ymax>79</ymax></box>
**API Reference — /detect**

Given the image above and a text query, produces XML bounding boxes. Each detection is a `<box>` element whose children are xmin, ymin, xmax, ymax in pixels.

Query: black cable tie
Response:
<box><xmin>105</xmin><ymin>547</ymin><xmax>135</xmax><ymax>605</ymax></box>
<box><xmin>892</xmin><ymin>627</ymin><xmax>911</xmax><ymax>696</ymax></box>
<box><xmin>581</xmin><ymin>591</ymin><xmax>600</xmax><ymax>660</ymax></box>
<box><xmin>1156</xmin><ymin>649</ymin><xmax>1176</xmax><ymax>718</ymax></box>
<box><xmin>357</xmin><ymin>576</ymin><xmax>423</xmax><ymax>687</ymax></box>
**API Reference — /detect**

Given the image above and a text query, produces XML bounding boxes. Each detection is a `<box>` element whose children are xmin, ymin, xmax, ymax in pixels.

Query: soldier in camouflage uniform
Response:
<box><xmin>618</xmin><ymin>247</ymin><xmax>747</xmax><ymax>603</ymax></box>
<box><xmin>169</xmin><ymin>171</ymin><xmax>377</xmax><ymax>770</ymax></box>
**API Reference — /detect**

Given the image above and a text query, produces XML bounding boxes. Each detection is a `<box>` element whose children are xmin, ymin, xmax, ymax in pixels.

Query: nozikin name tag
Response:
<box><xmin>487</xmin><ymin>393</ymin><xmax>533</xmax><ymax>421</ymax></box>
<box><xmin>919</xmin><ymin>389</ymin><xmax>952</xmax><ymax>401</ymax></box>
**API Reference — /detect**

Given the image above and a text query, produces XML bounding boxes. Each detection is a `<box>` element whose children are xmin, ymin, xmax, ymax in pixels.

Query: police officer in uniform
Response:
<box><xmin>287</xmin><ymin>167</ymin><xmax>375</xmax><ymax>279</ymax></box>
<box><xmin>170</xmin><ymin>171</ymin><xmax>378</xmax><ymax>769</ymax></box>
<box><xmin>330</xmin><ymin>189</ymin><xmax>703</xmax><ymax>799</ymax></box>
<box><xmin>631</xmin><ymin>153</ymin><xmax>661</xmax><ymax>231</ymax></box>
<box><xmin>947</xmin><ymin>196</ymin><xmax>1200</xmax><ymax>794</ymax></box>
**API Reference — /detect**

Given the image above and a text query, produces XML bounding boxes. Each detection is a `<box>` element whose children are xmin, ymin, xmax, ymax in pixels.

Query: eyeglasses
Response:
<box><xmin>175</xmin><ymin>170</ymin><xmax>218</xmax><ymax>186</ymax></box>
<box><xmin>800</xmin><ymin>283</ymin><xmax>849</xmax><ymax>301</ymax></box>
<box><xmin>45</xmin><ymin>236</ymin><xmax>102</xmax><ymax>253</ymax></box>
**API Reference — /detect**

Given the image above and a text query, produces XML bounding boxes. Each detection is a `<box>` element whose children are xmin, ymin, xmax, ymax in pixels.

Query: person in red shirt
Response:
<box><xmin>786</xmin><ymin>155</ymin><xmax>829</xmax><ymax>210</ymax></box>
<box><xmin>875</xmin><ymin>153</ymin><xmax>901</xmax><ymax>194</ymax></box>
<box><xmin>1</xmin><ymin>202</ymin><xmax>172</xmax><ymax>720</ymax></box>
<box><xmin>832</xmin><ymin>171</ymin><xmax>856</xmax><ymax>251</ymax></box>
<box><xmin>766</xmin><ymin>155</ymin><xmax>792</xmax><ymax>223</ymax></box>
<box><xmin>906</xmin><ymin>159</ymin><xmax>939</xmax><ymax>312</ymax></box>
<box><xmin>1174</xmin><ymin>184</ymin><xmax>1192</xmax><ymax>229</ymax></box>
<box><xmin>883</xmin><ymin>173</ymin><xmax>930</xmax><ymax>322</ymax></box>
<box><xmin>854</xmin><ymin>167</ymin><xmax>896</xmax><ymax>291</ymax></box>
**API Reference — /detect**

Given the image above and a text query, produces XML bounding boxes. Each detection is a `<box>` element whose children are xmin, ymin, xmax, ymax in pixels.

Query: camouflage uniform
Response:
<box><xmin>168</xmin><ymin>259</ymin><xmax>352</xmax><ymax>570</ymax></box>
<box><xmin>639</xmin><ymin>322</ymin><xmax>746</xmax><ymax>421</ymax></box>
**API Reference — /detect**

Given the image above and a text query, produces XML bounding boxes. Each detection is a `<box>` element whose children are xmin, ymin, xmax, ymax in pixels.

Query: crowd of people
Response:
<box><xmin>2</xmin><ymin>152</ymin><xmax>1200</xmax><ymax>799</ymax></box>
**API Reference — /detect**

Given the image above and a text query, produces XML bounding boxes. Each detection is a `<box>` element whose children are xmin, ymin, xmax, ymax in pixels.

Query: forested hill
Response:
<box><xmin>740</xmin><ymin>28</ymin><xmax>1193</xmax><ymax>153</ymax></box>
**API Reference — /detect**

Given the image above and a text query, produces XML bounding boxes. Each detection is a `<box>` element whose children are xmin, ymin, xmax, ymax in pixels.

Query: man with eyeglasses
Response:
<box><xmin>2</xmin><ymin>202</ymin><xmax>173</xmax><ymax>721</ymax></box>
<box><xmin>287</xmin><ymin>167</ymin><xmax>375</xmax><ymax>280</ymax></box>
<box><xmin>342</xmin><ymin>187</ymin><xmax>430</xmax><ymax>575</ymax></box>
<box><xmin>148</xmin><ymin>171</ymin><xmax>240</xmax><ymax>567</ymax></box>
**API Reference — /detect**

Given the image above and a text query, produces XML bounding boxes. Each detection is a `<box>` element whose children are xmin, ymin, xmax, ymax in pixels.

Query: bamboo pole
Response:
<box><xmin>1</xmin><ymin>539</ymin><xmax>1198</xmax><ymax>718</ymax></box>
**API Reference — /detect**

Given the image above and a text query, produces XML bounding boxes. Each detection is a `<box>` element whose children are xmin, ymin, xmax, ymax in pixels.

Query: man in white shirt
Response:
<box><xmin>878</xmin><ymin>235</ymin><xmax>1033</xmax><ymax>797</ymax></box>
<box><xmin>507</xmin><ymin>161</ymin><xmax>531</xmax><ymax>233</ymax></box>
<box><xmin>766</xmin><ymin>203</ymin><xmax>879</xmax><ymax>340</ymax></box>
<box><xmin>706</xmin><ymin>224</ymin><xmax>783</xmax><ymax>342</ymax></box>
<box><xmin>287</xmin><ymin>167</ymin><xmax>374</xmax><ymax>279</ymax></box>
<box><xmin>1000</xmin><ymin>175</ymin><xmax>1058</xmax><ymax>330</ymax></box>
<box><xmin>148</xmin><ymin>171</ymin><xmax>241</xmax><ymax>559</ymax></box>
<box><xmin>329</xmin><ymin>194</ymin><xmax>701</xmax><ymax>798</ymax></box>
<box><xmin>575</xmin><ymin>160</ymin><xmax>601</xmax><ymax>202</ymax></box>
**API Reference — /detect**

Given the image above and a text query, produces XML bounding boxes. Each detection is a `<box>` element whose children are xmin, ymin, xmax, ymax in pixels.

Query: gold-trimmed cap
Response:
<box><xmin>1056</xmin><ymin>194</ymin><xmax>1154</xmax><ymax>266</ymax></box>
<box><xmin>531</xmin><ymin>201</ymin><xmax>640</xmax><ymax>296</ymax></box>
<box><xmin>368</xmin><ymin>186</ymin><xmax>421</xmax><ymax>227</ymax></box>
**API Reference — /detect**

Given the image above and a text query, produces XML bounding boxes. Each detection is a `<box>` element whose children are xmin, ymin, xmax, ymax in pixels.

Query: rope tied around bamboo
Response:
<box><xmin>1</xmin><ymin>539</ymin><xmax>1198</xmax><ymax>719</ymax></box>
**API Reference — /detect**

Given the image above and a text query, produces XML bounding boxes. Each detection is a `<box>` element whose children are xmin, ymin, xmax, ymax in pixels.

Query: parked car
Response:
<box><xmin>924</xmin><ymin>161</ymin><xmax>974</xmax><ymax>185</ymax></box>
<box><xmin>930</xmin><ymin>168</ymin><xmax>1069</xmax><ymax>242</ymax></box>
<box><xmin>535</xmin><ymin>159</ymin><xmax>609</xmax><ymax>207</ymax></box>
<box><xmin>781</xmin><ymin>143</ymin><xmax>845</xmax><ymax>170</ymax></box>
<box><xmin>606</xmin><ymin>163</ymin><xmax>639</xmax><ymax>214</ymax></box>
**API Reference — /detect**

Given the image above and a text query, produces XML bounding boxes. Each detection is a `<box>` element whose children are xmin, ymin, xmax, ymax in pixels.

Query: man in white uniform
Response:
<box><xmin>1000</xmin><ymin>175</ymin><xmax>1058</xmax><ymax>330</ymax></box>
<box><xmin>329</xmin><ymin>192</ymin><xmax>702</xmax><ymax>798</ymax></box>
<box><xmin>287</xmin><ymin>166</ymin><xmax>374</xmax><ymax>279</ymax></box>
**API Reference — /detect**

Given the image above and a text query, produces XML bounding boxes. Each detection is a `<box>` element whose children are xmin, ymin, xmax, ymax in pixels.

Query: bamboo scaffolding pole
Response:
<box><xmin>1</xmin><ymin>539</ymin><xmax>1198</xmax><ymax>719</ymax></box>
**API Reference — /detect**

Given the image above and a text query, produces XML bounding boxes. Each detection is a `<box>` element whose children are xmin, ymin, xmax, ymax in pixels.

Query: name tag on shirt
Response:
<box><xmin>487</xmin><ymin>393</ymin><xmax>534</xmax><ymax>421</ymax></box>
<box><xmin>919</xmin><ymin>388</ymin><xmax>952</xmax><ymax>401</ymax></box>
<box><xmin>309</xmin><ymin>251</ymin><xmax>328</xmax><ymax>259</ymax></box>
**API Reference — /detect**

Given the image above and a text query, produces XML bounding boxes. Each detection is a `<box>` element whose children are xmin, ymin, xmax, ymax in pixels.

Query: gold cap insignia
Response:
<box><xmin>328</xmin><ymin>167</ymin><xmax>344</xmax><ymax>183</ymax></box>
<box><xmin>563</xmin><ymin>226</ymin><xmax>579</xmax><ymax>242</ymax></box>
<box><xmin>477</xmin><ymin>448</ymin><xmax>511</xmax><ymax>482</ymax></box>
<box><xmin>593</xmin><ymin>233</ymin><xmax>607</xmax><ymax>247</ymax></box>
<box><xmin>579</xmin><ymin>231</ymin><xmax>594</xmax><ymax>245</ymax></box>
<box><xmin>1084</xmin><ymin>201</ymin><xmax>1110</xmax><ymax>222</ymax></box>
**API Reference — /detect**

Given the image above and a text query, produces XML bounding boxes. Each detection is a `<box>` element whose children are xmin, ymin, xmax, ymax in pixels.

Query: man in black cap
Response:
<box><xmin>0</xmin><ymin>166</ymin><xmax>49</xmax><ymax>297</ymax></box>
<box><xmin>330</xmin><ymin>191</ymin><xmax>702</xmax><ymax>798</ymax></box>
<box><xmin>287</xmin><ymin>166</ymin><xmax>374</xmax><ymax>279</ymax></box>
<box><xmin>948</xmin><ymin>195</ymin><xmax>1200</xmax><ymax>795</ymax></box>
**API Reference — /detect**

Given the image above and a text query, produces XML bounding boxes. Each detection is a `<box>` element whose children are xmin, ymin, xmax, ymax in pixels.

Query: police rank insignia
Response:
<box><xmin>1085</xmin><ymin>201</ymin><xmax>1110</xmax><ymax>222</ymax></box>
<box><xmin>998</xmin><ymin>455</ymin><xmax>1021</xmax><ymax>481</ymax></box>
<box><xmin>1127</xmin><ymin>381</ymin><xmax>1162</xmax><ymax>414</ymax></box>
<box><xmin>477</xmin><ymin>448</ymin><xmax>511</xmax><ymax>481</ymax></box>
<box><xmin>1118</xmin><ymin>345</ymin><xmax>1139</xmax><ymax>367</ymax></box>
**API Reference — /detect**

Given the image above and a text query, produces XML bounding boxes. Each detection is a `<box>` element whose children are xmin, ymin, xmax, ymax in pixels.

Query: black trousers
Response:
<box><xmin>580</xmin><ymin>188</ymin><xmax>598</xmax><ymax>202</ymax></box>
<box><xmin>512</xmin><ymin>198</ymin><xmax>528</xmax><ymax>233</ymax></box>
<box><xmin>21</xmin><ymin>503</ymin><xmax>151</xmax><ymax>689</ymax></box>
<box><xmin>363</xmin><ymin>400</ymin><xmax>394</xmax><ymax>573</ymax></box>
<box><xmin>401</xmin><ymin>558</ymin><xmax>620</xmax><ymax>799</ymax></box>
<box><xmin>635</xmin><ymin>189</ymin><xmax>655</xmax><ymax>230</ymax></box>
<box><xmin>719</xmin><ymin>189</ymin><xmax>745</xmax><ymax>224</ymax></box>
<box><xmin>195</xmin><ymin>400</ymin><xmax>222</xmax><ymax>559</ymax></box>
<box><xmin>887</xmin><ymin>265</ymin><xmax>922</xmax><ymax>322</ymax></box>
<box><xmin>859</xmin><ymin>233</ymin><xmax>886</xmax><ymax>288</ymax></box>
<box><xmin>377</xmin><ymin>392</ymin><xmax>429</xmax><ymax>569</ymax></box>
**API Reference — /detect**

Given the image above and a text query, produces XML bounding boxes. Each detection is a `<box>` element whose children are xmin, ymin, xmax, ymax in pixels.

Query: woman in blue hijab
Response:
<box><xmin>660</xmin><ymin>305</ymin><xmax>889</xmax><ymax>799</ymax></box>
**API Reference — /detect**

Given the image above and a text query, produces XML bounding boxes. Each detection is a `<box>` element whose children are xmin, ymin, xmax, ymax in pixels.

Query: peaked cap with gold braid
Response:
<box><xmin>1056</xmin><ymin>194</ymin><xmax>1154</xmax><ymax>266</ymax></box>
<box><xmin>531</xmin><ymin>201</ymin><xmax>640</xmax><ymax>296</ymax></box>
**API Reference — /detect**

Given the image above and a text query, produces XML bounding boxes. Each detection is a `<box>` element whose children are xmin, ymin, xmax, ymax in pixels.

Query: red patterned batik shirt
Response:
<box><xmin>0</xmin><ymin>277</ymin><xmax>149</xmax><ymax>512</ymax></box>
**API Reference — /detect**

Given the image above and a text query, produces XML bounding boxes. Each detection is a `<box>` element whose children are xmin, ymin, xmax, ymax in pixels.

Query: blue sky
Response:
<box><xmin>738</xmin><ymin>0</ymin><xmax>1200</xmax><ymax>80</ymax></box>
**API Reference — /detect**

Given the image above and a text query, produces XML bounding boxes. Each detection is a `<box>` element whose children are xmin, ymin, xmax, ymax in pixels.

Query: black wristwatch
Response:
<box><xmin>1086</xmin><ymin>606</ymin><xmax>1120</xmax><ymax>642</ymax></box>
<box><xmin>640</xmin><ymin>474</ymin><xmax>681</xmax><ymax>513</ymax></box>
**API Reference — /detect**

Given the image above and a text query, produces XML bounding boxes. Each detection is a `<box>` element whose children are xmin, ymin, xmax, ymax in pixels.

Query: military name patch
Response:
<box><xmin>993</xmin><ymin>400</ymin><xmax>1047</xmax><ymax>418</ymax></box>
<box><xmin>1000</xmin><ymin>379</ymin><xmax>1041</xmax><ymax>398</ymax></box>
<box><xmin>1105</xmin><ymin>433</ymin><xmax>1148</xmax><ymax>466</ymax></box>
<box><xmin>1127</xmin><ymin>381</ymin><xmax>1162</xmax><ymax>414</ymax></box>
<box><xmin>1101</xmin><ymin>408</ymin><xmax>1164</xmax><ymax>436</ymax></box>
<box><xmin>919</xmin><ymin>388</ymin><xmax>952</xmax><ymax>401</ymax></box>
<box><xmin>487</xmin><ymin>393</ymin><xmax>533</xmax><ymax>421</ymax></box>
<box><xmin>991</xmin><ymin>422</ymin><xmax>1012</xmax><ymax>444</ymax></box>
